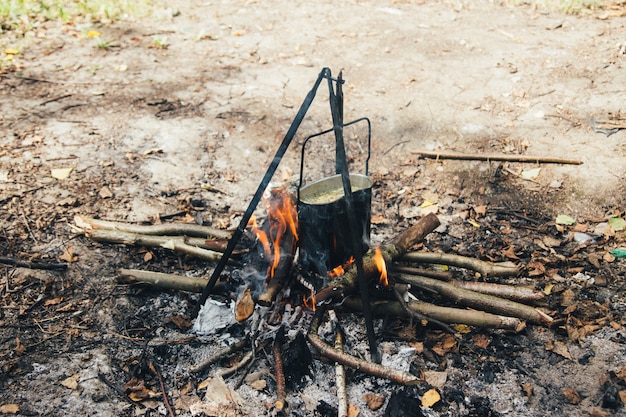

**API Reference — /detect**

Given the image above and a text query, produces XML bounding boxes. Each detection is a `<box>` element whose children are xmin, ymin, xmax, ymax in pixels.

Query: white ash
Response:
<box><xmin>192</xmin><ymin>298</ymin><xmax>237</xmax><ymax>335</ymax></box>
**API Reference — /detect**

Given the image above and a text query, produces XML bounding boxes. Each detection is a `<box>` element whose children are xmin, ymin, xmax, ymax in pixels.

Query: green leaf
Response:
<box><xmin>555</xmin><ymin>214</ymin><xmax>576</xmax><ymax>225</ymax></box>
<box><xmin>611</xmin><ymin>249</ymin><xmax>626</xmax><ymax>258</ymax></box>
<box><xmin>608</xmin><ymin>216</ymin><xmax>626</xmax><ymax>232</ymax></box>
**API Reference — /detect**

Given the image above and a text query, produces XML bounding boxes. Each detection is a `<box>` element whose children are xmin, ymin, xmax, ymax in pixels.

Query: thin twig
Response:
<box><xmin>334</xmin><ymin>325</ymin><xmax>348</xmax><ymax>417</ymax></box>
<box><xmin>393</xmin><ymin>286</ymin><xmax>456</xmax><ymax>334</ymax></box>
<box><xmin>391</xmin><ymin>265</ymin><xmax>452</xmax><ymax>281</ymax></box>
<box><xmin>189</xmin><ymin>337</ymin><xmax>249</xmax><ymax>374</ymax></box>
<box><xmin>413</xmin><ymin>150</ymin><xmax>582</xmax><ymax>165</ymax></box>
<box><xmin>74</xmin><ymin>214</ymin><xmax>231</xmax><ymax>239</ymax></box>
<box><xmin>97</xmin><ymin>373</ymin><xmax>145</xmax><ymax>409</ymax></box>
<box><xmin>399</xmin><ymin>251</ymin><xmax>519</xmax><ymax>278</ymax></box>
<box><xmin>273</xmin><ymin>325</ymin><xmax>287</xmax><ymax>411</ymax></box>
<box><xmin>118</xmin><ymin>268</ymin><xmax>227</xmax><ymax>294</ymax></box>
<box><xmin>341</xmin><ymin>297</ymin><xmax>525</xmax><ymax>331</ymax></box>
<box><xmin>0</xmin><ymin>257</ymin><xmax>68</xmax><ymax>270</ymax></box>
<box><xmin>148</xmin><ymin>361</ymin><xmax>175</xmax><ymax>417</ymax></box>
<box><xmin>307</xmin><ymin>306</ymin><xmax>421</xmax><ymax>386</ymax></box>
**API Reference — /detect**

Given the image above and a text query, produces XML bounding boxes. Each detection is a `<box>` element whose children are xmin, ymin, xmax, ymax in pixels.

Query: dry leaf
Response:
<box><xmin>60</xmin><ymin>375</ymin><xmax>80</xmax><ymax>390</ymax></box>
<box><xmin>0</xmin><ymin>404</ymin><xmax>20</xmax><ymax>414</ymax></box>
<box><xmin>619</xmin><ymin>390</ymin><xmax>626</xmax><ymax>406</ymax></box>
<box><xmin>59</xmin><ymin>247</ymin><xmax>78</xmax><ymax>263</ymax></box>
<box><xmin>363</xmin><ymin>393</ymin><xmax>384</xmax><ymax>410</ymax></box>
<box><xmin>521</xmin><ymin>167</ymin><xmax>540</xmax><ymax>180</ymax></box>
<box><xmin>51</xmin><ymin>167</ymin><xmax>73</xmax><ymax>180</ymax></box>
<box><xmin>472</xmin><ymin>333</ymin><xmax>492</xmax><ymax>349</ymax></box>
<box><xmin>521</xmin><ymin>383</ymin><xmax>534</xmax><ymax>397</ymax></box>
<box><xmin>423</xmin><ymin>371</ymin><xmax>447</xmax><ymax>389</ymax></box>
<box><xmin>44</xmin><ymin>296</ymin><xmax>63</xmax><ymax>306</ymax></box>
<box><xmin>562</xmin><ymin>387</ymin><xmax>581</xmax><ymax>404</ymax></box>
<box><xmin>170</xmin><ymin>315</ymin><xmax>192</xmax><ymax>329</ymax></box>
<box><xmin>421</xmin><ymin>388</ymin><xmax>441</xmax><ymax>407</ymax></box>
<box><xmin>501</xmin><ymin>245</ymin><xmax>519</xmax><ymax>260</ymax></box>
<box><xmin>545</xmin><ymin>340</ymin><xmax>573</xmax><ymax>360</ymax></box>
<box><xmin>14</xmin><ymin>338</ymin><xmax>25</xmax><ymax>356</ymax></box>
<box><xmin>99</xmin><ymin>186</ymin><xmax>113</xmax><ymax>198</ymax></box>
<box><xmin>235</xmin><ymin>288</ymin><xmax>254</xmax><ymax>322</ymax></box>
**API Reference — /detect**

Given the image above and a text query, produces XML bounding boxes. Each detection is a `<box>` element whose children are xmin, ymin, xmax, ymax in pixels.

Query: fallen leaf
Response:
<box><xmin>44</xmin><ymin>296</ymin><xmax>63</xmax><ymax>306</ymax></box>
<box><xmin>60</xmin><ymin>374</ymin><xmax>80</xmax><ymax>390</ymax></box>
<box><xmin>542</xmin><ymin>236</ymin><xmax>562</xmax><ymax>247</ymax></box>
<box><xmin>473</xmin><ymin>205</ymin><xmax>487</xmax><ymax>216</ymax></box>
<box><xmin>170</xmin><ymin>315</ymin><xmax>192</xmax><ymax>329</ymax></box>
<box><xmin>59</xmin><ymin>247</ymin><xmax>78</xmax><ymax>263</ymax></box>
<box><xmin>4</xmin><ymin>48</ymin><xmax>19</xmax><ymax>55</ymax></box>
<box><xmin>371</xmin><ymin>213</ymin><xmax>386</xmax><ymax>225</ymax></box>
<box><xmin>521</xmin><ymin>167</ymin><xmax>540</xmax><ymax>180</ymax></box>
<box><xmin>14</xmin><ymin>338</ymin><xmax>25</xmax><ymax>356</ymax></box>
<box><xmin>421</xmin><ymin>388</ymin><xmax>441</xmax><ymax>407</ymax></box>
<box><xmin>521</xmin><ymin>383</ymin><xmax>534</xmax><ymax>397</ymax></box>
<box><xmin>51</xmin><ymin>167</ymin><xmax>73</xmax><ymax>180</ymax></box>
<box><xmin>555</xmin><ymin>214</ymin><xmax>576</xmax><ymax>225</ymax></box>
<box><xmin>608</xmin><ymin>216</ymin><xmax>626</xmax><ymax>231</ymax></box>
<box><xmin>423</xmin><ymin>371</ymin><xmax>447</xmax><ymax>389</ymax></box>
<box><xmin>501</xmin><ymin>245</ymin><xmax>519</xmax><ymax>260</ymax></box>
<box><xmin>0</xmin><ymin>404</ymin><xmax>20</xmax><ymax>414</ymax></box>
<box><xmin>545</xmin><ymin>340</ymin><xmax>573</xmax><ymax>360</ymax></box>
<box><xmin>363</xmin><ymin>393</ymin><xmax>384</xmax><ymax>410</ymax></box>
<box><xmin>562</xmin><ymin>387</ymin><xmax>581</xmax><ymax>404</ymax></box>
<box><xmin>235</xmin><ymin>288</ymin><xmax>254</xmax><ymax>322</ymax></box>
<box><xmin>619</xmin><ymin>390</ymin><xmax>626</xmax><ymax>406</ymax></box>
<box><xmin>543</xmin><ymin>283</ymin><xmax>554</xmax><ymax>295</ymax></box>
<box><xmin>453</xmin><ymin>324</ymin><xmax>471</xmax><ymax>334</ymax></box>
<box><xmin>472</xmin><ymin>333</ymin><xmax>492</xmax><ymax>349</ymax></box>
<box><xmin>249</xmin><ymin>379</ymin><xmax>266</xmax><ymax>391</ymax></box>
<box><xmin>99</xmin><ymin>186</ymin><xmax>113</xmax><ymax>198</ymax></box>
<box><xmin>87</xmin><ymin>30</ymin><xmax>101</xmax><ymax>38</ymax></box>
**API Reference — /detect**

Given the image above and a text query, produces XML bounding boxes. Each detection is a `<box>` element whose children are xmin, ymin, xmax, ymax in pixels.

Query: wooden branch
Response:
<box><xmin>0</xmin><ymin>257</ymin><xmax>68</xmax><ymax>270</ymax></box>
<box><xmin>316</xmin><ymin>213</ymin><xmax>441</xmax><ymax>303</ymax></box>
<box><xmin>413</xmin><ymin>150</ymin><xmax>582</xmax><ymax>165</ymax></box>
<box><xmin>307</xmin><ymin>307</ymin><xmax>421</xmax><ymax>385</ymax></box>
<box><xmin>396</xmin><ymin>274</ymin><xmax>553</xmax><ymax>325</ymax></box>
<box><xmin>399</xmin><ymin>251</ymin><xmax>519</xmax><ymax>278</ymax></box>
<box><xmin>190</xmin><ymin>338</ymin><xmax>249</xmax><ymax>374</ymax></box>
<box><xmin>118</xmin><ymin>268</ymin><xmax>228</xmax><ymax>293</ymax></box>
<box><xmin>74</xmin><ymin>214</ymin><xmax>231</xmax><ymax>239</ymax></box>
<box><xmin>341</xmin><ymin>297</ymin><xmax>525</xmax><ymax>331</ymax></box>
<box><xmin>272</xmin><ymin>326</ymin><xmax>287</xmax><ymax>411</ymax></box>
<box><xmin>449</xmin><ymin>281</ymin><xmax>545</xmax><ymax>303</ymax></box>
<box><xmin>391</xmin><ymin>265</ymin><xmax>452</xmax><ymax>281</ymax></box>
<box><xmin>334</xmin><ymin>328</ymin><xmax>348</xmax><ymax>417</ymax></box>
<box><xmin>78</xmin><ymin>228</ymin><xmax>223</xmax><ymax>261</ymax></box>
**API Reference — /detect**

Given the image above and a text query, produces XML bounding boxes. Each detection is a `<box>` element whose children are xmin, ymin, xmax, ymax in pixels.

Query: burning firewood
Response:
<box><xmin>315</xmin><ymin>213</ymin><xmax>441</xmax><ymax>304</ymax></box>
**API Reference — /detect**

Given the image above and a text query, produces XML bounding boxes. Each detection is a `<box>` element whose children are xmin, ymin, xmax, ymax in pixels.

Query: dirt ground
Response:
<box><xmin>1</xmin><ymin>1</ymin><xmax>626</xmax><ymax>416</ymax></box>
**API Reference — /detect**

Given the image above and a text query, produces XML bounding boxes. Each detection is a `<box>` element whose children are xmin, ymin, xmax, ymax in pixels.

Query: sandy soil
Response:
<box><xmin>1</xmin><ymin>1</ymin><xmax>625</xmax><ymax>416</ymax></box>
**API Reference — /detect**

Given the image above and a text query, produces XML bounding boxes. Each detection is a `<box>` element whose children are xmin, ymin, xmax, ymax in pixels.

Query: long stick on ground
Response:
<box><xmin>74</xmin><ymin>214</ymin><xmax>231</xmax><ymax>239</ymax></box>
<box><xmin>396</xmin><ymin>274</ymin><xmax>553</xmax><ymax>325</ymax></box>
<box><xmin>118</xmin><ymin>269</ymin><xmax>227</xmax><ymax>294</ymax></box>
<box><xmin>307</xmin><ymin>307</ymin><xmax>421</xmax><ymax>386</ymax></box>
<box><xmin>78</xmin><ymin>228</ymin><xmax>224</xmax><ymax>261</ymax></box>
<box><xmin>341</xmin><ymin>297</ymin><xmax>525</xmax><ymax>331</ymax></box>
<box><xmin>399</xmin><ymin>252</ymin><xmax>519</xmax><ymax>278</ymax></box>
<box><xmin>334</xmin><ymin>327</ymin><xmax>348</xmax><ymax>417</ymax></box>
<box><xmin>413</xmin><ymin>150</ymin><xmax>582</xmax><ymax>165</ymax></box>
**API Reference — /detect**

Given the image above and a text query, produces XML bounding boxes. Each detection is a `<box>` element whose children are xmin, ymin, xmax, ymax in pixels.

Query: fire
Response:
<box><xmin>328</xmin><ymin>256</ymin><xmax>355</xmax><ymax>278</ymax></box>
<box><xmin>302</xmin><ymin>290</ymin><xmax>316</xmax><ymax>311</ymax></box>
<box><xmin>248</xmin><ymin>188</ymin><xmax>298</xmax><ymax>281</ymax></box>
<box><xmin>373</xmin><ymin>246</ymin><xmax>388</xmax><ymax>286</ymax></box>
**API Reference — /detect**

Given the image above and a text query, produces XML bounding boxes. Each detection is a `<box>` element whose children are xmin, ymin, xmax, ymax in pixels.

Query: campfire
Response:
<box><xmin>73</xmin><ymin>68</ymin><xmax>557</xmax><ymax>415</ymax></box>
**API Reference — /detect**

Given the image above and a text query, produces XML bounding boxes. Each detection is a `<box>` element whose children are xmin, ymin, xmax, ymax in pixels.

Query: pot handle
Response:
<box><xmin>297</xmin><ymin>117</ymin><xmax>371</xmax><ymax>203</ymax></box>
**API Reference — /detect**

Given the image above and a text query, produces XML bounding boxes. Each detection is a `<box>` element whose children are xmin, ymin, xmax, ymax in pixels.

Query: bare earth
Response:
<box><xmin>1</xmin><ymin>1</ymin><xmax>625</xmax><ymax>417</ymax></box>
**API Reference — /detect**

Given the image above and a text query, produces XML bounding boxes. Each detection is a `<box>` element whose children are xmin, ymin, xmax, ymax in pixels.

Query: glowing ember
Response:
<box><xmin>373</xmin><ymin>246</ymin><xmax>388</xmax><ymax>286</ymax></box>
<box><xmin>302</xmin><ymin>290</ymin><xmax>316</xmax><ymax>311</ymax></box>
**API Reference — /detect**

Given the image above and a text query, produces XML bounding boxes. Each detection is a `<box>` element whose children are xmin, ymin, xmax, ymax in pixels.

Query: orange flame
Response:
<box><xmin>302</xmin><ymin>290</ymin><xmax>316</xmax><ymax>311</ymax></box>
<box><xmin>373</xmin><ymin>246</ymin><xmax>388</xmax><ymax>286</ymax></box>
<box><xmin>248</xmin><ymin>188</ymin><xmax>298</xmax><ymax>281</ymax></box>
<box><xmin>328</xmin><ymin>256</ymin><xmax>355</xmax><ymax>278</ymax></box>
